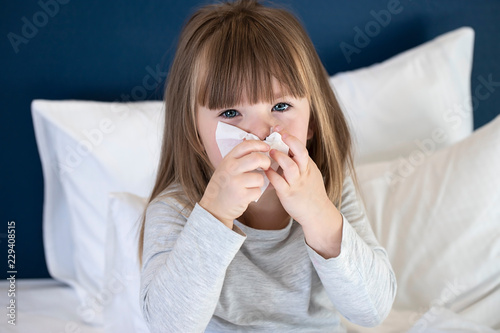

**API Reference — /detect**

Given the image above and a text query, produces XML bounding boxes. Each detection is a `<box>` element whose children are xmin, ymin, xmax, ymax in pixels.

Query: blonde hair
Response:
<box><xmin>138</xmin><ymin>0</ymin><xmax>357</xmax><ymax>261</ymax></box>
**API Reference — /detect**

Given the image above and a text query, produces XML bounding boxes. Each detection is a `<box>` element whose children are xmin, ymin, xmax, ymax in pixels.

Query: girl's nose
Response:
<box><xmin>250</xmin><ymin>118</ymin><xmax>277</xmax><ymax>140</ymax></box>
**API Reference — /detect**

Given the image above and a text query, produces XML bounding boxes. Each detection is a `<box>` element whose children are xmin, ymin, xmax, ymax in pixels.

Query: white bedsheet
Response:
<box><xmin>343</xmin><ymin>308</ymin><xmax>499</xmax><ymax>333</ymax></box>
<box><xmin>0</xmin><ymin>278</ymin><xmax>103</xmax><ymax>333</ymax></box>
<box><xmin>1</xmin><ymin>279</ymin><xmax>497</xmax><ymax>332</ymax></box>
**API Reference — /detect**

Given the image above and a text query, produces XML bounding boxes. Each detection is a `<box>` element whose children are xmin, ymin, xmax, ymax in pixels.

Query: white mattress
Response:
<box><xmin>0</xmin><ymin>278</ymin><xmax>103</xmax><ymax>333</ymax></box>
<box><xmin>1</xmin><ymin>278</ymin><xmax>497</xmax><ymax>333</ymax></box>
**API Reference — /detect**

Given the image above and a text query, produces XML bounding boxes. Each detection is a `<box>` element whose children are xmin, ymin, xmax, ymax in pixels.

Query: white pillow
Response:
<box><xmin>330</xmin><ymin>27</ymin><xmax>475</xmax><ymax>165</ymax></box>
<box><xmin>355</xmin><ymin>115</ymin><xmax>500</xmax><ymax>328</ymax></box>
<box><xmin>104</xmin><ymin>192</ymin><xmax>150</xmax><ymax>333</ymax></box>
<box><xmin>31</xmin><ymin>100</ymin><xmax>163</xmax><ymax>325</ymax></box>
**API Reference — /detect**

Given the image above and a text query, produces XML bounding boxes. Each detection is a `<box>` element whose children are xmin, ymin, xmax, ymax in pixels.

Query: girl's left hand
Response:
<box><xmin>264</xmin><ymin>130</ymin><xmax>331</xmax><ymax>228</ymax></box>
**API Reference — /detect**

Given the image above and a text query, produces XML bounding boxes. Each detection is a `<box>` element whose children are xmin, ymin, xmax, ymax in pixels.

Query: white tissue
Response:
<box><xmin>215</xmin><ymin>121</ymin><xmax>289</xmax><ymax>199</ymax></box>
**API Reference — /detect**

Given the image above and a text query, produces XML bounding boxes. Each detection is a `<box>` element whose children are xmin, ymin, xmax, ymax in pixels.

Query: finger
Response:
<box><xmin>270</xmin><ymin>149</ymin><xmax>300</xmax><ymax>184</ymax></box>
<box><xmin>240</xmin><ymin>171</ymin><xmax>266</xmax><ymax>189</ymax></box>
<box><xmin>265</xmin><ymin>168</ymin><xmax>289</xmax><ymax>193</ymax></box>
<box><xmin>228</xmin><ymin>139</ymin><xmax>270</xmax><ymax>159</ymax></box>
<box><xmin>230</xmin><ymin>179</ymin><xmax>263</xmax><ymax>205</ymax></box>
<box><xmin>278</xmin><ymin>131</ymin><xmax>309</xmax><ymax>174</ymax></box>
<box><xmin>229</xmin><ymin>152</ymin><xmax>271</xmax><ymax>174</ymax></box>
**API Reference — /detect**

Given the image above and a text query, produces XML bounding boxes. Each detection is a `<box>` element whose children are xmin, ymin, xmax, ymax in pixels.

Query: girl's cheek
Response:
<box><xmin>203</xmin><ymin>140</ymin><xmax>222</xmax><ymax>169</ymax></box>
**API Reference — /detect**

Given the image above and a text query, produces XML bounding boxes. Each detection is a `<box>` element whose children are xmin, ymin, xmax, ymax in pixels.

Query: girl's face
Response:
<box><xmin>197</xmin><ymin>79</ymin><xmax>313</xmax><ymax>169</ymax></box>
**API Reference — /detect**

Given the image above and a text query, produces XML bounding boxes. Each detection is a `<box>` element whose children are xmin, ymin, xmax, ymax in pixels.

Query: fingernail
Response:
<box><xmin>274</xmin><ymin>125</ymin><xmax>282</xmax><ymax>132</ymax></box>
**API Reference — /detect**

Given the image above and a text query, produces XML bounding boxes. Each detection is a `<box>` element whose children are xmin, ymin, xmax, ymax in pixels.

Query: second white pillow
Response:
<box><xmin>330</xmin><ymin>27</ymin><xmax>475</xmax><ymax>165</ymax></box>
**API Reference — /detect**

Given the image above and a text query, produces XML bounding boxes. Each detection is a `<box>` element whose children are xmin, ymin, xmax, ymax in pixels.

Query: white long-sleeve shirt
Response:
<box><xmin>140</xmin><ymin>175</ymin><xmax>397</xmax><ymax>332</ymax></box>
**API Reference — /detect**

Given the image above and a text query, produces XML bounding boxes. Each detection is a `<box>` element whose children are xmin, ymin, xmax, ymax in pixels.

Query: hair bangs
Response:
<box><xmin>196</xmin><ymin>13</ymin><xmax>308</xmax><ymax>110</ymax></box>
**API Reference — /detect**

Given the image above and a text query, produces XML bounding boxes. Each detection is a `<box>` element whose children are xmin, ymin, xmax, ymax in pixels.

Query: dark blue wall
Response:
<box><xmin>1</xmin><ymin>0</ymin><xmax>499</xmax><ymax>279</ymax></box>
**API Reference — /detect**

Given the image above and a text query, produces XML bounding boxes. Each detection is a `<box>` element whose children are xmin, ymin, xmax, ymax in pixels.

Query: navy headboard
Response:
<box><xmin>2</xmin><ymin>0</ymin><xmax>499</xmax><ymax>279</ymax></box>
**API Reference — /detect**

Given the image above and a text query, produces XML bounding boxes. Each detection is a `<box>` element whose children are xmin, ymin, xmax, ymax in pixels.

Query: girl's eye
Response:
<box><xmin>219</xmin><ymin>109</ymin><xmax>240</xmax><ymax>119</ymax></box>
<box><xmin>272</xmin><ymin>103</ymin><xmax>291</xmax><ymax>112</ymax></box>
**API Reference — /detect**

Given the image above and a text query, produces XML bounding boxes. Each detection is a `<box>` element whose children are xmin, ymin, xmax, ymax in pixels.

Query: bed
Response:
<box><xmin>1</xmin><ymin>1</ymin><xmax>499</xmax><ymax>332</ymax></box>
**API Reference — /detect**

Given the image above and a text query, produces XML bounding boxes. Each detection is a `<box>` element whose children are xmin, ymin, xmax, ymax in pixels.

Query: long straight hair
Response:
<box><xmin>138</xmin><ymin>0</ymin><xmax>357</xmax><ymax>262</ymax></box>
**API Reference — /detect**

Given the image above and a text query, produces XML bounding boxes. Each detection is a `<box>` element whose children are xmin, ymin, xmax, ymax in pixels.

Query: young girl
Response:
<box><xmin>139</xmin><ymin>0</ymin><xmax>396</xmax><ymax>331</ymax></box>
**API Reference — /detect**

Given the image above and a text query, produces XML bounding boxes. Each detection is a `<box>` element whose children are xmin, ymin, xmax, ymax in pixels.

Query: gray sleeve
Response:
<box><xmin>140</xmin><ymin>200</ymin><xmax>246</xmax><ymax>333</ymax></box>
<box><xmin>305</xmin><ymin>175</ymin><xmax>397</xmax><ymax>327</ymax></box>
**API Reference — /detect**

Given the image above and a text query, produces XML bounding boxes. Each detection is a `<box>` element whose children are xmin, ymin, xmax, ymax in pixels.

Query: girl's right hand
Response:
<box><xmin>199</xmin><ymin>140</ymin><xmax>271</xmax><ymax>228</ymax></box>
